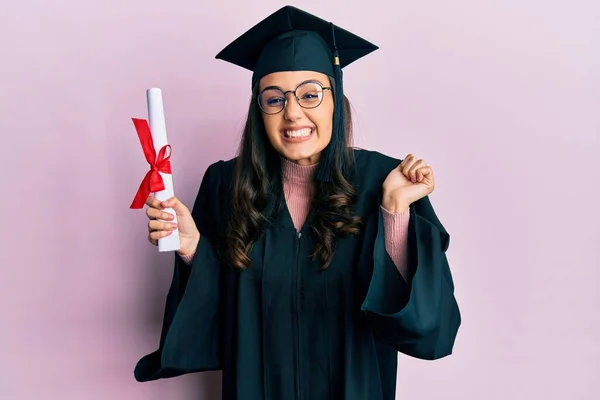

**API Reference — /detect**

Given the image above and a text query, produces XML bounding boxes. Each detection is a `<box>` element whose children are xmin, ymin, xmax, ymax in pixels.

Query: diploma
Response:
<box><xmin>130</xmin><ymin>88</ymin><xmax>181</xmax><ymax>252</ymax></box>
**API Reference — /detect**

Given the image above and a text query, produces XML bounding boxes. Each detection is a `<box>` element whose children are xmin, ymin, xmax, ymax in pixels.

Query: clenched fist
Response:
<box><xmin>382</xmin><ymin>154</ymin><xmax>435</xmax><ymax>213</ymax></box>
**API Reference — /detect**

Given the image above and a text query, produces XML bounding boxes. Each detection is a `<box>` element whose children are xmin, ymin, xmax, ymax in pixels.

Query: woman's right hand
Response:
<box><xmin>146</xmin><ymin>196</ymin><xmax>200</xmax><ymax>256</ymax></box>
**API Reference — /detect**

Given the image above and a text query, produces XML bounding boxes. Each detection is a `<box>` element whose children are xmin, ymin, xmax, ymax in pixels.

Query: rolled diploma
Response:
<box><xmin>147</xmin><ymin>88</ymin><xmax>180</xmax><ymax>252</ymax></box>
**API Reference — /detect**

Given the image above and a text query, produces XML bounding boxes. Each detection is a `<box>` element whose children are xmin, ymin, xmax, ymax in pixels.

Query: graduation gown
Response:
<box><xmin>134</xmin><ymin>149</ymin><xmax>461</xmax><ymax>400</ymax></box>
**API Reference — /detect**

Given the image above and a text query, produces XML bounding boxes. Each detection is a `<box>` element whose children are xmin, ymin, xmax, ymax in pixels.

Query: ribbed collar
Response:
<box><xmin>280</xmin><ymin>157</ymin><xmax>318</xmax><ymax>183</ymax></box>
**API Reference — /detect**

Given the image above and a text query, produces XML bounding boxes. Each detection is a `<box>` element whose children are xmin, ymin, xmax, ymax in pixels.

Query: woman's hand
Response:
<box><xmin>145</xmin><ymin>196</ymin><xmax>200</xmax><ymax>256</ymax></box>
<box><xmin>382</xmin><ymin>154</ymin><xmax>435</xmax><ymax>213</ymax></box>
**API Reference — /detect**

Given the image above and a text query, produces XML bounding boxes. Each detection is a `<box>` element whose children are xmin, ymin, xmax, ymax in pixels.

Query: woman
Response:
<box><xmin>134</xmin><ymin>6</ymin><xmax>461</xmax><ymax>400</ymax></box>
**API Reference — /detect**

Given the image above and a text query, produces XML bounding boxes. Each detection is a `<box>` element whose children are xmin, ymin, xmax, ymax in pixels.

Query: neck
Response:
<box><xmin>280</xmin><ymin>157</ymin><xmax>318</xmax><ymax>183</ymax></box>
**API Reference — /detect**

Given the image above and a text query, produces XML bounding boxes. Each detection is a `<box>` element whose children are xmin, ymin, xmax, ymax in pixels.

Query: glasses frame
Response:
<box><xmin>254</xmin><ymin>80</ymin><xmax>332</xmax><ymax>115</ymax></box>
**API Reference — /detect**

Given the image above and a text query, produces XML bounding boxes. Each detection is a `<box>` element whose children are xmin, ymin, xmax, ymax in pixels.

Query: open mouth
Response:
<box><xmin>282</xmin><ymin>127</ymin><xmax>313</xmax><ymax>139</ymax></box>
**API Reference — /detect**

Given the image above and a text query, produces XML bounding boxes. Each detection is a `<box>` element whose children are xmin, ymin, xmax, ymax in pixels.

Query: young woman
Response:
<box><xmin>134</xmin><ymin>6</ymin><xmax>461</xmax><ymax>400</ymax></box>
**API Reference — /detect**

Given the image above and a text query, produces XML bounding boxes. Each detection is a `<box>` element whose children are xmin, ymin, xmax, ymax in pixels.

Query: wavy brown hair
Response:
<box><xmin>223</xmin><ymin>81</ymin><xmax>362</xmax><ymax>270</ymax></box>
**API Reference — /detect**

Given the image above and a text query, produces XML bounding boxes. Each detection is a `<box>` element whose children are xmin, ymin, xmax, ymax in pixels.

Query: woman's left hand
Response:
<box><xmin>381</xmin><ymin>154</ymin><xmax>435</xmax><ymax>213</ymax></box>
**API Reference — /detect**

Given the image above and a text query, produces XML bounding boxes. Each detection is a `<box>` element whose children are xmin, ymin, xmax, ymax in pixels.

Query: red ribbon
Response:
<box><xmin>129</xmin><ymin>118</ymin><xmax>172</xmax><ymax>209</ymax></box>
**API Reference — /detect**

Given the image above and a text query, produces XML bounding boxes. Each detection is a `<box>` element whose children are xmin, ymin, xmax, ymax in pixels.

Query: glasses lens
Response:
<box><xmin>296</xmin><ymin>82</ymin><xmax>324</xmax><ymax>109</ymax></box>
<box><xmin>258</xmin><ymin>88</ymin><xmax>285</xmax><ymax>114</ymax></box>
<box><xmin>257</xmin><ymin>82</ymin><xmax>325</xmax><ymax>114</ymax></box>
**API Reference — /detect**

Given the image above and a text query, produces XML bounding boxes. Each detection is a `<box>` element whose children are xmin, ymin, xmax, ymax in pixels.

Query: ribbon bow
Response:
<box><xmin>129</xmin><ymin>118</ymin><xmax>172</xmax><ymax>209</ymax></box>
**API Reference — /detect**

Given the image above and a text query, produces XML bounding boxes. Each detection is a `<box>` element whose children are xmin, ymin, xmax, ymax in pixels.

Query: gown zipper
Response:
<box><xmin>295</xmin><ymin>230</ymin><xmax>302</xmax><ymax>400</ymax></box>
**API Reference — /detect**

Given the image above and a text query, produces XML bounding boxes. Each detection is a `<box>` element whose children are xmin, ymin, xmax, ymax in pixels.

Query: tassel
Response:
<box><xmin>317</xmin><ymin>23</ymin><xmax>346</xmax><ymax>182</ymax></box>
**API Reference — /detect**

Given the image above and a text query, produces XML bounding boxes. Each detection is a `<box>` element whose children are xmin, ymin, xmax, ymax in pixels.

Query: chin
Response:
<box><xmin>280</xmin><ymin>148</ymin><xmax>322</xmax><ymax>164</ymax></box>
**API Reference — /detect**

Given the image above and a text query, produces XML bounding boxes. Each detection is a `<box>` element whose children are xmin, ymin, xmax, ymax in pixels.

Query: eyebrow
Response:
<box><xmin>260</xmin><ymin>79</ymin><xmax>325</xmax><ymax>92</ymax></box>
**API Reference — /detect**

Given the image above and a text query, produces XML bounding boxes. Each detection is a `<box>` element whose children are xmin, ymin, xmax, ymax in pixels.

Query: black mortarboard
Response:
<box><xmin>215</xmin><ymin>5</ymin><xmax>379</xmax><ymax>182</ymax></box>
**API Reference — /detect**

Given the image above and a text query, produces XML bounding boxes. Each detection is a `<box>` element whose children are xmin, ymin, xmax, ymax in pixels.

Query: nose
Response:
<box><xmin>283</xmin><ymin>93</ymin><xmax>303</xmax><ymax>121</ymax></box>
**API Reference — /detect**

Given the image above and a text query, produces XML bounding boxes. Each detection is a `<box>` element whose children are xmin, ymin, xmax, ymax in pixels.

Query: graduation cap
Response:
<box><xmin>215</xmin><ymin>5</ymin><xmax>379</xmax><ymax>182</ymax></box>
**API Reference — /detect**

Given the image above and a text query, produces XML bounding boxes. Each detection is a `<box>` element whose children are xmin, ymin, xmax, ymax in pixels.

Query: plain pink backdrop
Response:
<box><xmin>1</xmin><ymin>0</ymin><xmax>599</xmax><ymax>399</ymax></box>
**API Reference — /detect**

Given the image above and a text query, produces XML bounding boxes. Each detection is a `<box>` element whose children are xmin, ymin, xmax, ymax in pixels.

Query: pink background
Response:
<box><xmin>1</xmin><ymin>0</ymin><xmax>599</xmax><ymax>399</ymax></box>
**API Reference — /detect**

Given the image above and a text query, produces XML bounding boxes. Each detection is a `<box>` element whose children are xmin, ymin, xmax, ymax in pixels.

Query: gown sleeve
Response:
<box><xmin>361</xmin><ymin>194</ymin><xmax>461</xmax><ymax>360</ymax></box>
<box><xmin>134</xmin><ymin>161</ymin><xmax>225</xmax><ymax>381</ymax></box>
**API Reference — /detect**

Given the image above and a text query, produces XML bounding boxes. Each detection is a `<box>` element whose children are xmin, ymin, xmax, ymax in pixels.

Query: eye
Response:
<box><xmin>296</xmin><ymin>82</ymin><xmax>323</xmax><ymax>103</ymax></box>
<box><xmin>259</xmin><ymin>88</ymin><xmax>286</xmax><ymax>108</ymax></box>
<box><xmin>300</xmin><ymin>92</ymin><xmax>319</xmax><ymax>99</ymax></box>
<box><xmin>265</xmin><ymin>97</ymin><xmax>285</xmax><ymax>105</ymax></box>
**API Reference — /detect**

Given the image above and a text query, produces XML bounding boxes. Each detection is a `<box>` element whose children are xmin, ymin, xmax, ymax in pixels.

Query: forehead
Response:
<box><xmin>258</xmin><ymin>70</ymin><xmax>330</xmax><ymax>90</ymax></box>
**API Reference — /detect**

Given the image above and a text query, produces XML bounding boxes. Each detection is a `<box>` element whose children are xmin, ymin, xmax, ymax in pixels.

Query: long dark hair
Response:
<box><xmin>223</xmin><ymin>81</ymin><xmax>362</xmax><ymax>270</ymax></box>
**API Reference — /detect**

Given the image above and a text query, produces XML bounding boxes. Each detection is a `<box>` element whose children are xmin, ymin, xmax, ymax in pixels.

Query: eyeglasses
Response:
<box><xmin>256</xmin><ymin>81</ymin><xmax>332</xmax><ymax>115</ymax></box>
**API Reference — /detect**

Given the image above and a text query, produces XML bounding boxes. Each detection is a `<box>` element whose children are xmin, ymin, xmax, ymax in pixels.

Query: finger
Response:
<box><xmin>146</xmin><ymin>195</ymin><xmax>170</xmax><ymax>220</ymax></box>
<box><xmin>417</xmin><ymin>166</ymin><xmax>434</xmax><ymax>182</ymax></box>
<box><xmin>419</xmin><ymin>165</ymin><xmax>433</xmax><ymax>177</ymax></box>
<box><xmin>401</xmin><ymin>155</ymin><xmax>417</xmax><ymax>176</ymax></box>
<box><xmin>148</xmin><ymin>220</ymin><xmax>178</xmax><ymax>232</ymax></box>
<box><xmin>407</xmin><ymin>159</ymin><xmax>425</xmax><ymax>182</ymax></box>
<box><xmin>149</xmin><ymin>229</ymin><xmax>173</xmax><ymax>241</ymax></box>
<box><xmin>146</xmin><ymin>206</ymin><xmax>175</xmax><ymax>221</ymax></box>
<box><xmin>145</xmin><ymin>195</ymin><xmax>162</xmax><ymax>209</ymax></box>
<box><xmin>399</xmin><ymin>153</ymin><xmax>414</xmax><ymax>169</ymax></box>
<box><xmin>416</xmin><ymin>168</ymin><xmax>424</xmax><ymax>182</ymax></box>
<box><xmin>159</xmin><ymin>197</ymin><xmax>190</xmax><ymax>217</ymax></box>
<box><xmin>398</xmin><ymin>154</ymin><xmax>408</xmax><ymax>168</ymax></box>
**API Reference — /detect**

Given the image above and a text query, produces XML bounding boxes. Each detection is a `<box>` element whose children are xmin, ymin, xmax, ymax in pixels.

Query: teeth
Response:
<box><xmin>284</xmin><ymin>128</ymin><xmax>312</xmax><ymax>138</ymax></box>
